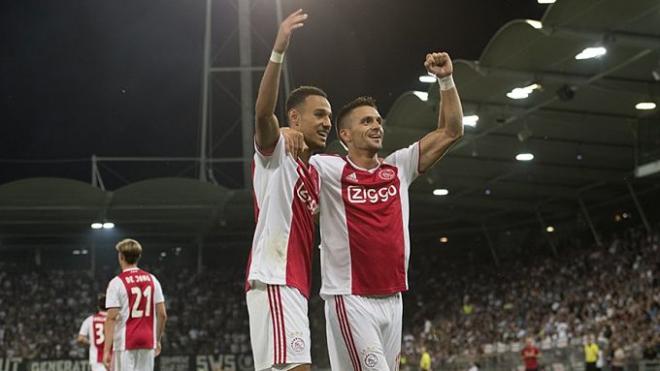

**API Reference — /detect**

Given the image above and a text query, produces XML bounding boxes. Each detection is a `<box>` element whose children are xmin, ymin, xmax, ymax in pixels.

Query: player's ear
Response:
<box><xmin>339</xmin><ymin>126</ymin><xmax>351</xmax><ymax>144</ymax></box>
<box><xmin>288</xmin><ymin>109</ymin><xmax>301</xmax><ymax>128</ymax></box>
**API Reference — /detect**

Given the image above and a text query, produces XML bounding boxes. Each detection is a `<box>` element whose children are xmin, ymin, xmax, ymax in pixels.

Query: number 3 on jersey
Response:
<box><xmin>93</xmin><ymin>322</ymin><xmax>105</xmax><ymax>345</ymax></box>
<box><xmin>130</xmin><ymin>286</ymin><xmax>152</xmax><ymax>318</ymax></box>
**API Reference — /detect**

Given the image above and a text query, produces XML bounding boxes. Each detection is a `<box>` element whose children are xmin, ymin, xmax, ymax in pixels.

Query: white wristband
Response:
<box><xmin>270</xmin><ymin>50</ymin><xmax>285</xmax><ymax>64</ymax></box>
<box><xmin>437</xmin><ymin>75</ymin><xmax>455</xmax><ymax>91</ymax></box>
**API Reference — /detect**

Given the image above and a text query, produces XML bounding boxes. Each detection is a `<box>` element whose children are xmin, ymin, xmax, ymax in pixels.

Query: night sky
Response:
<box><xmin>1</xmin><ymin>0</ymin><xmax>546</xmax><ymax>187</ymax></box>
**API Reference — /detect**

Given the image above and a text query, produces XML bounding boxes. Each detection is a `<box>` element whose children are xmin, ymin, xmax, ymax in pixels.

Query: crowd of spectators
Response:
<box><xmin>0</xmin><ymin>224</ymin><xmax>657</xmax><ymax>370</ymax></box>
<box><xmin>0</xmin><ymin>259</ymin><xmax>251</xmax><ymax>359</ymax></box>
<box><xmin>402</xmin><ymin>224</ymin><xmax>659</xmax><ymax>369</ymax></box>
<box><xmin>0</xmin><ymin>269</ymin><xmax>99</xmax><ymax>359</ymax></box>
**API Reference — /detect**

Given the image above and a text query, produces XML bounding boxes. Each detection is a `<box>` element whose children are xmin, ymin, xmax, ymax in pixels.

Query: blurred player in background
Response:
<box><xmin>78</xmin><ymin>294</ymin><xmax>108</xmax><ymax>371</ymax></box>
<box><xmin>103</xmin><ymin>239</ymin><xmax>167</xmax><ymax>371</ymax></box>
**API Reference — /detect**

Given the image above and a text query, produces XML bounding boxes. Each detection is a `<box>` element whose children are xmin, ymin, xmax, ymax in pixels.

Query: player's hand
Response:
<box><xmin>156</xmin><ymin>341</ymin><xmax>162</xmax><ymax>357</ymax></box>
<box><xmin>103</xmin><ymin>351</ymin><xmax>111</xmax><ymax>369</ymax></box>
<box><xmin>273</xmin><ymin>9</ymin><xmax>308</xmax><ymax>53</ymax></box>
<box><xmin>281</xmin><ymin>127</ymin><xmax>306</xmax><ymax>159</ymax></box>
<box><xmin>424</xmin><ymin>52</ymin><xmax>453</xmax><ymax>78</ymax></box>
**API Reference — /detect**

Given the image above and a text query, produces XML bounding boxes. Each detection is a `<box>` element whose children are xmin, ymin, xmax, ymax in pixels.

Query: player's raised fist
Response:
<box><xmin>424</xmin><ymin>52</ymin><xmax>453</xmax><ymax>78</ymax></box>
<box><xmin>274</xmin><ymin>9</ymin><xmax>308</xmax><ymax>53</ymax></box>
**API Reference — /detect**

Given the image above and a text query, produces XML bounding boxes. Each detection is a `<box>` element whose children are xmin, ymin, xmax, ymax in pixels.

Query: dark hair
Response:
<box><xmin>98</xmin><ymin>294</ymin><xmax>106</xmax><ymax>311</ymax></box>
<box><xmin>285</xmin><ymin>86</ymin><xmax>328</xmax><ymax>120</ymax></box>
<box><xmin>335</xmin><ymin>96</ymin><xmax>378</xmax><ymax>138</ymax></box>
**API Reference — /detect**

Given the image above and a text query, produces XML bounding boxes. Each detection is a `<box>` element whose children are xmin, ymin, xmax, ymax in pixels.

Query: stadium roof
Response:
<box><xmin>372</xmin><ymin>0</ymin><xmax>660</xmax><ymax>239</ymax></box>
<box><xmin>0</xmin><ymin>177</ymin><xmax>251</xmax><ymax>247</ymax></box>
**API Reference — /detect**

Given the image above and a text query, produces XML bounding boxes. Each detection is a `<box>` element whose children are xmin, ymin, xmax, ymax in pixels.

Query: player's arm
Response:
<box><xmin>77</xmin><ymin>334</ymin><xmax>89</xmax><ymax>346</ymax></box>
<box><xmin>254</xmin><ymin>9</ymin><xmax>307</xmax><ymax>152</ymax></box>
<box><xmin>103</xmin><ymin>308</ymin><xmax>119</xmax><ymax>368</ymax></box>
<box><xmin>155</xmin><ymin>302</ymin><xmax>168</xmax><ymax>356</ymax></box>
<box><xmin>417</xmin><ymin>52</ymin><xmax>464</xmax><ymax>173</ymax></box>
<box><xmin>77</xmin><ymin>317</ymin><xmax>90</xmax><ymax>346</ymax></box>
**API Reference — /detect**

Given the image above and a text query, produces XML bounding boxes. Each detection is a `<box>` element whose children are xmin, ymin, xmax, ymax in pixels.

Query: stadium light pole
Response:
<box><xmin>275</xmin><ymin>0</ymin><xmax>291</xmax><ymax>96</ymax></box>
<box><xmin>200</xmin><ymin>0</ymin><xmax>277</xmax><ymax>187</ymax></box>
<box><xmin>238</xmin><ymin>0</ymin><xmax>254</xmax><ymax>187</ymax></box>
<box><xmin>198</xmin><ymin>0</ymin><xmax>212</xmax><ymax>182</ymax></box>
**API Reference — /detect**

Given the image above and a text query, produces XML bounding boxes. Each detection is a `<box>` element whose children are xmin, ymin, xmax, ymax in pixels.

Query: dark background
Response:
<box><xmin>1</xmin><ymin>0</ymin><xmax>546</xmax><ymax>185</ymax></box>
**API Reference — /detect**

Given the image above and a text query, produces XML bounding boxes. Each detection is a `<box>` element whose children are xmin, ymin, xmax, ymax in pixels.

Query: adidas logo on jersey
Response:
<box><xmin>345</xmin><ymin>172</ymin><xmax>358</xmax><ymax>182</ymax></box>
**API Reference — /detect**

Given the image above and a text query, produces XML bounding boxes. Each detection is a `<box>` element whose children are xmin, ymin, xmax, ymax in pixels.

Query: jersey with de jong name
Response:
<box><xmin>105</xmin><ymin>268</ymin><xmax>164</xmax><ymax>351</ymax></box>
<box><xmin>309</xmin><ymin>142</ymin><xmax>420</xmax><ymax>297</ymax></box>
<box><xmin>78</xmin><ymin>311</ymin><xmax>107</xmax><ymax>364</ymax></box>
<box><xmin>246</xmin><ymin>134</ymin><xmax>319</xmax><ymax>298</ymax></box>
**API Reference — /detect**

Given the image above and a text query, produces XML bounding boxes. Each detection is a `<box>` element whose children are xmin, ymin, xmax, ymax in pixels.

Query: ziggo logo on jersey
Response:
<box><xmin>347</xmin><ymin>185</ymin><xmax>398</xmax><ymax>204</ymax></box>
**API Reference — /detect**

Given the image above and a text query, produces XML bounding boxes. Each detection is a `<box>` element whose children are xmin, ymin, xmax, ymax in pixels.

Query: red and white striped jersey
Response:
<box><xmin>105</xmin><ymin>268</ymin><xmax>164</xmax><ymax>351</ymax></box>
<box><xmin>78</xmin><ymin>311</ymin><xmax>107</xmax><ymax>364</ymax></box>
<box><xmin>309</xmin><ymin>142</ymin><xmax>420</xmax><ymax>297</ymax></box>
<box><xmin>246</xmin><ymin>134</ymin><xmax>318</xmax><ymax>298</ymax></box>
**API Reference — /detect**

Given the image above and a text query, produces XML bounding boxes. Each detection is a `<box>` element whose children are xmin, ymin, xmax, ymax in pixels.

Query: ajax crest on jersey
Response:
<box><xmin>364</xmin><ymin>352</ymin><xmax>379</xmax><ymax>368</ymax></box>
<box><xmin>290</xmin><ymin>336</ymin><xmax>306</xmax><ymax>354</ymax></box>
<box><xmin>378</xmin><ymin>168</ymin><xmax>395</xmax><ymax>181</ymax></box>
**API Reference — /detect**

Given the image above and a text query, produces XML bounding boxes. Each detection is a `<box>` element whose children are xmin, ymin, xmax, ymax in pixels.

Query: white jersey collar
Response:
<box><xmin>345</xmin><ymin>155</ymin><xmax>381</xmax><ymax>173</ymax></box>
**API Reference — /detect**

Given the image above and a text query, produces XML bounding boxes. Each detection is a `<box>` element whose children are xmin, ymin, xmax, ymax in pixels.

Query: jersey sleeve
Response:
<box><xmin>152</xmin><ymin>275</ymin><xmax>165</xmax><ymax>304</ymax></box>
<box><xmin>384</xmin><ymin>142</ymin><xmax>420</xmax><ymax>185</ymax></box>
<box><xmin>105</xmin><ymin>277</ymin><xmax>122</xmax><ymax>309</ymax></box>
<box><xmin>308</xmin><ymin>155</ymin><xmax>330</xmax><ymax>215</ymax></box>
<box><xmin>79</xmin><ymin>316</ymin><xmax>91</xmax><ymax>337</ymax></box>
<box><xmin>308</xmin><ymin>155</ymin><xmax>329</xmax><ymax>180</ymax></box>
<box><xmin>254</xmin><ymin>134</ymin><xmax>286</xmax><ymax>168</ymax></box>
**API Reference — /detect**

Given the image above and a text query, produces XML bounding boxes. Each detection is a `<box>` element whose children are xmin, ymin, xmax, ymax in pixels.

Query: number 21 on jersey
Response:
<box><xmin>130</xmin><ymin>285</ymin><xmax>152</xmax><ymax>318</ymax></box>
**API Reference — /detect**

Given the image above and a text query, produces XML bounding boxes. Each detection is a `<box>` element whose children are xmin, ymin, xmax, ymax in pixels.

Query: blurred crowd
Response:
<box><xmin>0</xmin><ymin>269</ymin><xmax>99</xmax><ymax>359</ymax></box>
<box><xmin>0</xmin><ymin>224</ymin><xmax>657</xmax><ymax>370</ymax></box>
<box><xmin>0</xmin><ymin>262</ymin><xmax>250</xmax><ymax>359</ymax></box>
<box><xmin>402</xmin><ymin>225</ymin><xmax>659</xmax><ymax>369</ymax></box>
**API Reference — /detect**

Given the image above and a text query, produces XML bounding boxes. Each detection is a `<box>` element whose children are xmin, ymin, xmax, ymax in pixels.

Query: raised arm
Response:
<box><xmin>417</xmin><ymin>52</ymin><xmax>464</xmax><ymax>173</ymax></box>
<box><xmin>254</xmin><ymin>9</ymin><xmax>308</xmax><ymax>152</ymax></box>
